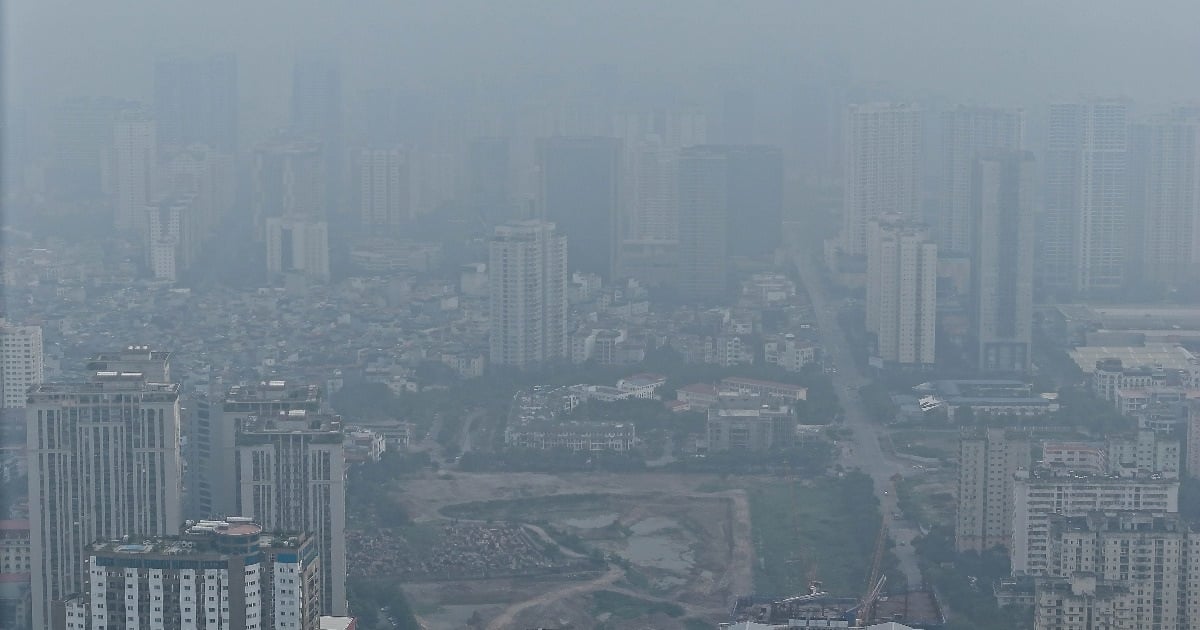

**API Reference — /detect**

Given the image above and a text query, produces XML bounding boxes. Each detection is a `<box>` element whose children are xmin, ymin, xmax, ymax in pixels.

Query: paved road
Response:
<box><xmin>787</xmin><ymin>225</ymin><xmax>923</xmax><ymax>588</ymax></box>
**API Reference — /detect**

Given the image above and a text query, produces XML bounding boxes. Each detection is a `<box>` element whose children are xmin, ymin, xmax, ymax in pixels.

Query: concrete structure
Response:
<box><xmin>1189</xmin><ymin>399</ymin><xmax>1200</xmax><ymax>479</ymax></box>
<box><xmin>939</xmin><ymin>105</ymin><xmax>1024</xmax><ymax>255</ymax></box>
<box><xmin>358</xmin><ymin>147</ymin><xmax>410</xmax><ymax>228</ymax></box>
<box><xmin>27</xmin><ymin>373</ymin><xmax>182</xmax><ymax>630</ymax></box>
<box><xmin>720</xmin><ymin>377</ymin><xmax>807</xmax><ymax>404</ymax></box>
<box><xmin>113</xmin><ymin>110</ymin><xmax>157</xmax><ymax>233</ymax></box>
<box><xmin>0</xmin><ymin>520</ymin><xmax>31</xmax><ymax>630</ymax></box>
<box><xmin>153</xmin><ymin>53</ymin><xmax>238</xmax><ymax>154</ymax></box>
<box><xmin>970</xmin><ymin>150</ymin><xmax>1035</xmax><ymax>374</ymax></box>
<box><xmin>677</xmin><ymin>146</ymin><xmax>730</xmax><ymax>301</ymax></box>
<box><xmin>163</xmin><ymin>144</ymin><xmax>235</xmax><ymax>237</ymax></box>
<box><xmin>252</xmin><ymin>139</ymin><xmax>324</xmax><ymax>239</ymax></box>
<box><xmin>74</xmin><ymin>519</ymin><xmax>320</xmax><ymax>630</ymax></box>
<box><xmin>145</xmin><ymin>193</ymin><xmax>201</xmax><ymax>282</ymax></box>
<box><xmin>615</xmin><ymin>373</ymin><xmax>667</xmax><ymax>399</ymax></box>
<box><xmin>841</xmin><ymin>103</ymin><xmax>922</xmax><ymax>256</ymax></box>
<box><xmin>488</xmin><ymin>221</ymin><xmax>568</xmax><ymax>368</ymax></box>
<box><xmin>538</xmin><ymin>136</ymin><xmax>620</xmax><ymax>279</ymax></box>
<box><xmin>1012</xmin><ymin>468</ymin><xmax>1178</xmax><ymax>575</ymax></box>
<box><xmin>265</xmin><ymin>216</ymin><xmax>330</xmax><ymax>283</ymax></box>
<box><xmin>1130</xmin><ymin>108</ymin><xmax>1200</xmax><ymax>288</ymax></box>
<box><xmin>955</xmin><ymin>428</ymin><xmax>1031</xmax><ymax>552</ymax></box>
<box><xmin>237</xmin><ymin>411</ymin><xmax>346</xmax><ymax>615</ymax></box>
<box><xmin>866</xmin><ymin>217</ymin><xmax>937</xmax><ymax>368</ymax></box>
<box><xmin>1105</xmin><ymin>430</ymin><xmax>1180</xmax><ymax>479</ymax></box>
<box><xmin>914</xmin><ymin>380</ymin><xmax>1056</xmax><ymax>421</ymax></box>
<box><xmin>1032</xmin><ymin>573</ymin><xmax>1133</xmax><ymax>630</ymax></box>
<box><xmin>1039</xmin><ymin>99</ymin><xmax>1130</xmax><ymax>297</ymax></box>
<box><xmin>629</xmin><ymin>136</ymin><xmax>678</xmax><ymax>242</ymax></box>
<box><xmin>0</xmin><ymin>321</ymin><xmax>43</xmax><ymax>408</ymax></box>
<box><xmin>706</xmin><ymin>398</ymin><xmax>794</xmax><ymax>452</ymax></box>
<box><xmin>764</xmin><ymin>336</ymin><xmax>819</xmax><ymax>373</ymax></box>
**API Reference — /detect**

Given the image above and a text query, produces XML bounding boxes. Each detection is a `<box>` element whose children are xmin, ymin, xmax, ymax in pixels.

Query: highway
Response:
<box><xmin>788</xmin><ymin>226</ymin><xmax>923</xmax><ymax>588</ymax></box>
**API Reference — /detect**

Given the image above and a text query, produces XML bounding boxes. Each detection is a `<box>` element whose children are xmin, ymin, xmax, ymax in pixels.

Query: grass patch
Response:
<box><xmin>590</xmin><ymin>590</ymin><xmax>684</xmax><ymax>619</ymax></box>
<box><xmin>748</xmin><ymin>473</ymin><xmax>883</xmax><ymax>597</ymax></box>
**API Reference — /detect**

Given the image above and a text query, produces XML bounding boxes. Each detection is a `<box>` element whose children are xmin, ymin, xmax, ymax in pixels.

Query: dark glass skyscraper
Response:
<box><xmin>538</xmin><ymin>136</ymin><xmax>621</xmax><ymax>279</ymax></box>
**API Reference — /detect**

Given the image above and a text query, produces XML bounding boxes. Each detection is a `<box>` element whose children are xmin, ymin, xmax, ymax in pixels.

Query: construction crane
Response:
<box><xmin>853</xmin><ymin>514</ymin><xmax>889</xmax><ymax>626</ymax></box>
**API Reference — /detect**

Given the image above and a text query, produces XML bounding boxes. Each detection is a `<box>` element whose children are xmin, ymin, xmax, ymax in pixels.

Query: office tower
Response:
<box><xmin>164</xmin><ymin>144</ymin><xmax>235</xmax><ymax>236</ymax></box>
<box><xmin>237</xmin><ymin>412</ymin><xmax>346</xmax><ymax>615</ymax></box>
<box><xmin>0</xmin><ymin>320</ymin><xmax>43</xmax><ymax>409</ymax></box>
<box><xmin>677</xmin><ymin>146</ymin><xmax>729</xmax><ymax>301</ymax></box>
<box><xmin>940</xmin><ymin>106</ymin><xmax>1024</xmax><ymax>255</ymax></box>
<box><xmin>723</xmin><ymin>145</ymin><xmax>784</xmax><ymax>258</ymax></box>
<box><xmin>145</xmin><ymin>193</ymin><xmax>201</xmax><ymax>282</ymax></box>
<box><xmin>538</xmin><ymin>136</ymin><xmax>620</xmax><ymax>279</ymax></box>
<box><xmin>1130</xmin><ymin>109</ymin><xmax>1200</xmax><ymax>288</ymax></box>
<box><xmin>842</xmin><ymin>103</ymin><xmax>922</xmax><ymax>256</ymax></box>
<box><xmin>358</xmin><ymin>147</ymin><xmax>410</xmax><ymax>228</ymax></box>
<box><xmin>113</xmin><ymin>110</ymin><xmax>157</xmax><ymax>233</ymax></box>
<box><xmin>26</xmin><ymin>371</ymin><xmax>182</xmax><ymax>630</ymax></box>
<box><xmin>1039</xmin><ymin>99</ymin><xmax>1130</xmax><ymax>297</ymax></box>
<box><xmin>196</xmin><ymin>381</ymin><xmax>322</xmax><ymax>522</ymax></box>
<box><xmin>1043</xmin><ymin>512</ymin><xmax>1199</xmax><ymax>630</ymax></box>
<box><xmin>290</xmin><ymin>51</ymin><xmax>343</xmax><ymax>210</ymax></box>
<box><xmin>488</xmin><ymin>221</ymin><xmax>568</xmax><ymax>367</ymax></box>
<box><xmin>466</xmin><ymin>137</ymin><xmax>512</xmax><ymax>221</ymax></box>
<box><xmin>970</xmin><ymin>150</ymin><xmax>1035</xmax><ymax>374</ymax></box>
<box><xmin>72</xmin><ymin>520</ymin><xmax>321</xmax><ymax>630</ymax></box>
<box><xmin>1012</xmin><ymin>468</ymin><xmax>1178</xmax><ymax>576</ymax></box>
<box><xmin>866</xmin><ymin>216</ymin><xmax>937</xmax><ymax>368</ymax></box>
<box><xmin>955</xmin><ymin>428</ymin><xmax>1031</xmax><ymax>552</ymax></box>
<box><xmin>48</xmin><ymin>97</ymin><xmax>137</xmax><ymax>201</ymax></box>
<box><xmin>153</xmin><ymin>53</ymin><xmax>238</xmax><ymax>154</ymax></box>
<box><xmin>265</xmin><ymin>217</ymin><xmax>330</xmax><ymax>283</ymax></box>
<box><xmin>630</xmin><ymin>137</ymin><xmax>678</xmax><ymax>242</ymax></box>
<box><xmin>252</xmin><ymin>138</ymin><xmax>324</xmax><ymax>238</ymax></box>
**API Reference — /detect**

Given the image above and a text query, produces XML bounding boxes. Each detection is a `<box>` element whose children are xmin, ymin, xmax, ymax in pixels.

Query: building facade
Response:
<box><xmin>153</xmin><ymin>53</ymin><xmax>238</xmax><ymax>154</ymax></box>
<box><xmin>265</xmin><ymin>217</ymin><xmax>330</xmax><ymax>284</ymax></box>
<box><xmin>1130</xmin><ymin>108</ymin><xmax>1200</xmax><ymax>288</ymax></box>
<box><xmin>866</xmin><ymin>217</ymin><xmax>937</xmax><ymax>368</ymax></box>
<box><xmin>358</xmin><ymin>147</ymin><xmax>410</xmax><ymax>228</ymax></box>
<box><xmin>677</xmin><ymin>146</ymin><xmax>729</xmax><ymax>301</ymax></box>
<box><xmin>939</xmin><ymin>105</ymin><xmax>1024</xmax><ymax>255</ymax></box>
<box><xmin>27</xmin><ymin>374</ymin><xmax>182</xmax><ymax>630</ymax></box>
<box><xmin>842</xmin><ymin>103</ymin><xmax>922</xmax><ymax>256</ymax></box>
<box><xmin>236</xmin><ymin>412</ymin><xmax>346</xmax><ymax>615</ymax></box>
<box><xmin>0</xmin><ymin>321</ymin><xmax>43</xmax><ymax>409</ymax></box>
<box><xmin>113</xmin><ymin>110</ymin><xmax>157</xmax><ymax>234</ymax></box>
<box><xmin>488</xmin><ymin>221</ymin><xmax>568</xmax><ymax>367</ymax></box>
<box><xmin>955</xmin><ymin>428</ymin><xmax>1031</xmax><ymax>552</ymax></box>
<box><xmin>970</xmin><ymin>150</ymin><xmax>1035</xmax><ymax>374</ymax></box>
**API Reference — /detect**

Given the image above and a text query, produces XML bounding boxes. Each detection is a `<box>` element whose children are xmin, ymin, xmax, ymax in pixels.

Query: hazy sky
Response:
<box><xmin>6</xmin><ymin>0</ymin><xmax>1200</xmax><ymax>120</ymax></box>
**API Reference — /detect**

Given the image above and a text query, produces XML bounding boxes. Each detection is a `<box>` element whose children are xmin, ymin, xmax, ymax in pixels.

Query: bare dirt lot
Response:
<box><xmin>363</xmin><ymin>471</ymin><xmax>753</xmax><ymax>629</ymax></box>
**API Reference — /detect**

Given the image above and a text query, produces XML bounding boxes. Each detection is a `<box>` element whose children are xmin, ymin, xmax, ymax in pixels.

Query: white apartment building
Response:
<box><xmin>27</xmin><ymin>374</ymin><xmax>183</xmax><ymax>630</ymax></box>
<box><xmin>867</xmin><ymin>217</ymin><xmax>937</xmax><ymax>368</ymax></box>
<box><xmin>1130</xmin><ymin>108</ymin><xmax>1200</xmax><ymax>288</ymax></box>
<box><xmin>265</xmin><ymin>216</ymin><xmax>330</xmax><ymax>283</ymax></box>
<box><xmin>841</xmin><ymin>103</ymin><xmax>922</xmax><ymax>256</ymax></box>
<box><xmin>164</xmin><ymin>144</ymin><xmax>235</xmax><ymax>236</ymax></box>
<box><xmin>113</xmin><ymin>110</ymin><xmax>157</xmax><ymax>233</ymax></box>
<box><xmin>1012</xmin><ymin>469</ymin><xmax>1178</xmax><ymax>575</ymax></box>
<box><xmin>237</xmin><ymin>411</ymin><xmax>346</xmax><ymax>615</ymax></box>
<box><xmin>68</xmin><ymin>520</ymin><xmax>321</xmax><ymax>630</ymax></box>
<box><xmin>359</xmin><ymin>146</ymin><xmax>410</xmax><ymax>228</ymax></box>
<box><xmin>940</xmin><ymin>105</ymin><xmax>1024</xmax><ymax>256</ymax></box>
<box><xmin>0</xmin><ymin>320</ymin><xmax>43</xmax><ymax>408</ymax></box>
<box><xmin>956</xmin><ymin>428</ymin><xmax>1031</xmax><ymax>552</ymax></box>
<box><xmin>1032</xmin><ymin>574</ymin><xmax>1134</xmax><ymax>630</ymax></box>
<box><xmin>145</xmin><ymin>193</ymin><xmax>201</xmax><ymax>282</ymax></box>
<box><xmin>488</xmin><ymin>221</ymin><xmax>568</xmax><ymax>367</ymax></box>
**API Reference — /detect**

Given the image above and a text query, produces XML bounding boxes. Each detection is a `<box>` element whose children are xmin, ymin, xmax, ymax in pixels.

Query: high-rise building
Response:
<box><xmin>1038</xmin><ymin>99</ymin><xmax>1130</xmax><ymax>297</ymax></box>
<box><xmin>290</xmin><ymin>51</ymin><xmax>343</xmax><ymax>211</ymax></box>
<box><xmin>940</xmin><ymin>106</ymin><xmax>1024</xmax><ymax>255</ymax></box>
<box><xmin>955</xmin><ymin>428</ymin><xmax>1031</xmax><ymax>552</ymax></box>
<box><xmin>145</xmin><ymin>193</ymin><xmax>201</xmax><ymax>282</ymax></box>
<box><xmin>466</xmin><ymin>137</ymin><xmax>512</xmax><ymax>221</ymax></box>
<box><xmin>26</xmin><ymin>370</ymin><xmax>182</xmax><ymax>630</ymax></box>
<box><xmin>70</xmin><ymin>519</ymin><xmax>321</xmax><ymax>630</ymax></box>
<box><xmin>488</xmin><ymin>221</ymin><xmax>568</xmax><ymax>367</ymax></box>
<box><xmin>358</xmin><ymin>147</ymin><xmax>410</xmax><ymax>228</ymax></box>
<box><xmin>252</xmin><ymin>138</ymin><xmax>324</xmax><ymax>238</ymax></box>
<box><xmin>1130</xmin><ymin>108</ymin><xmax>1200</xmax><ymax>288</ymax></box>
<box><xmin>1188</xmin><ymin>399</ymin><xmax>1200</xmax><ymax>479</ymax></box>
<box><xmin>265</xmin><ymin>216</ymin><xmax>330</xmax><ymax>283</ymax></box>
<box><xmin>866</xmin><ymin>216</ymin><xmax>937</xmax><ymax>368</ymax></box>
<box><xmin>48</xmin><ymin>97</ymin><xmax>137</xmax><ymax>201</ymax></box>
<box><xmin>164</xmin><ymin>144</ymin><xmax>235</xmax><ymax>236</ymax></box>
<box><xmin>194</xmin><ymin>381</ymin><xmax>322</xmax><ymax>521</ymax></box>
<box><xmin>1012</xmin><ymin>468</ymin><xmax>1178</xmax><ymax>575</ymax></box>
<box><xmin>677</xmin><ymin>146</ymin><xmax>729</xmax><ymax>301</ymax></box>
<box><xmin>237</xmin><ymin>411</ymin><xmax>346</xmax><ymax>615</ymax></box>
<box><xmin>842</xmin><ymin>103</ymin><xmax>922</xmax><ymax>256</ymax></box>
<box><xmin>113</xmin><ymin>110</ymin><xmax>157</xmax><ymax>233</ymax></box>
<box><xmin>1032</xmin><ymin>574</ymin><xmax>1134</xmax><ymax>630</ymax></box>
<box><xmin>970</xmin><ymin>150</ymin><xmax>1035</xmax><ymax>374</ymax></box>
<box><xmin>538</xmin><ymin>136</ymin><xmax>620</xmax><ymax>279</ymax></box>
<box><xmin>0</xmin><ymin>320</ymin><xmax>43</xmax><ymax>409</ymax></box>
<box><xmin>723</xmin><ymin>145</ymin><xmax>784</xmax><ymax>258</ymax></box>
<box><xmin>153</xmin><ymin>53</ymin><xmax>238</xmax><ymax>154</ymax></box>
<box><xmin>629</xmin><ymin>136</ymin><xmax>678</xmax><ymax>243</ymax></box>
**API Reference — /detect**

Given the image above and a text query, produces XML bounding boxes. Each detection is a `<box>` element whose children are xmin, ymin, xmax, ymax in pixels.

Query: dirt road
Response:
<box><xmin>485</xmin><ymin>565</ymin><xmax>623</xmax><ymax>630</ymax></box>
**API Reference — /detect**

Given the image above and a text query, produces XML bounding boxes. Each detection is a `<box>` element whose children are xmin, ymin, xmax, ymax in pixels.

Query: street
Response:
<box><xmin>788</xmin><ymin>225</ymin><xmax>923</xmax><ymax>588</ymax></box>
